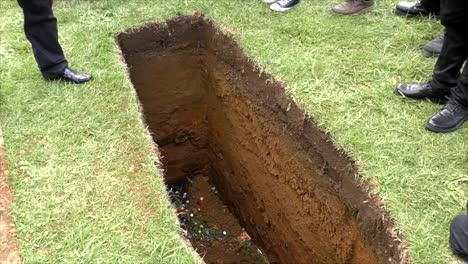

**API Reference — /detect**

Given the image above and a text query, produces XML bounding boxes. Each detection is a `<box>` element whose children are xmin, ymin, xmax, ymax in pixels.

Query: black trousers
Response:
<box><xmin>450</xmin><ymin>215</ymin><xmax>468</xmax><ymax>261</ymax></box>
<box><xmin>429</xmin><ymin>0</ymin><xmax>468</xmax><ymax>106</ymax></box>
<box><xmin>420</xmin><ymin>0</ymin><xmax>440</xmax><ymax>13</ymax></box>
<box><xmin>17</xmin><ymin>0</ymin><xmax>68</xmax><ymax>79</ymax></box>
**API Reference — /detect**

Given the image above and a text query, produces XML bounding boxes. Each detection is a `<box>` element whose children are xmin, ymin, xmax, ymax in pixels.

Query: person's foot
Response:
<box><xmin>270</xmin><ymin>0</ymin><xmax>300</xmax><ymax>12</ymax></box>
<box><xmin>331</xmin><ymin>0</ymin><xmax>376</xmax><ymax>15</ymax></box>
<box><xmin>394</xmin><ymin>0</ymin><xmax>438</xmax><ymax>17</ymax></box>
<box><xmin>423</xmin><ymin>29</ymin><xmax>445</xmax><ymax>58</ymax></box>
<box><xmin>394</xmin><ymin>82</ymin><xmax>450</xmax><ymax>103</ymax></box>
<box><xmin>262</xmin><ymin>0</ymin><xmax>278</xmax><ymax>4</ymax></box>
<box><xmin>426</xmin><ymin>99</ymin><xmax>468</xmax><ymax>133</ymax></box>
<box><xmin>47</xmin><ymin>67</ymin><xmax>93</xmax><ymax>84</ymax></box>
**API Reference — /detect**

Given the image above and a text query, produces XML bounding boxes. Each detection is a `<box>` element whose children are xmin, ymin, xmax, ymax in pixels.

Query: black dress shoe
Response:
<box><xmin>426</xmin><ymin>99</ymin><xmax>468</xmax><ymax>133</ymax></box>
<box><xmin>394</xmin><ymin>82</ymin><xmax>450</xmax><ymax>103</ymax></box>
<box><xmin>423</xmin><ymin>29</ymin><xmax>445</xmax><ymax>58</ymax></box>
<box><xmin>48</xmin><ymin>67</ymin><xmax>93</xmax><ymax>84</ymax></box>
<box><xmin>394</xmin><ymin>1</ymin><xmax>438</xmax><ymax>17</ymax></box>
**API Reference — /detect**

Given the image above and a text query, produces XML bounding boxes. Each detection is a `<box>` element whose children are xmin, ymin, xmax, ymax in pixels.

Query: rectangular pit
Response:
<box><xmin>117</xmin><ymin>16</ymin><xmax>406</xmax><ymax>264</ymax></box>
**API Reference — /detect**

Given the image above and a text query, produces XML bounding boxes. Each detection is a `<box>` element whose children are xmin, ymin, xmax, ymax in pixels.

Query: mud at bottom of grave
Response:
<box><xmin>170</xmin><ymin>175</ymin><xmax>270</xmax><ymax>264</ymax></box>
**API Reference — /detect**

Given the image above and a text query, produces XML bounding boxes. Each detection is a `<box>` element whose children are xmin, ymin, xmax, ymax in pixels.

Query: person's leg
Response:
<box><xmin>428</xmin><ymin>0</ymin><xmax>468</xmax><ymax>98</ymax></box>
<box><xmin>17</xmin><ymin>0</ymin><xmax>68</xmax><ymax>79</ymax></box>
<box><xmin>394</xmin><ymin>0</ymin><xmax>443</xmax><ymax>57</ymax></box>
<box><xmin>424</xmin><ymin>0</ymin><xmax>468</xmax><ymax>132</ymax></box>
<box><xmin>419</xmin><ymin>0</ymin><xmax>440</xmax><ymax>13</ymax></box>
<box><xmin>450</xmin><ymin>60</ymin><xmax>468</xmax><ymax>108</ymax></box>
<box><xmin>429</xmin><ymin>25</ymin><xmax>468</xmax><ymax>93</ymax></box>
<box><xmin>395</xmin><ymin>0</ymin><xmax>467</xmax><ymax>103</ymax></box>
<box><xmin>450</xmin><ymin>215</ymin><xmax>468</xmax><ymax>261</ymax></box>
<box><xmin>425</xmin><ymin>51</ymin><xmax>468</xmax><ymax>132</ymax></box>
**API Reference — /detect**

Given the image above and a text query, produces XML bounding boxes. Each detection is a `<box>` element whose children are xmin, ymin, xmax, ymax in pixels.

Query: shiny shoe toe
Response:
<box><xmin>394</xmin><ymin>82</ymin><xmax>449</xmax><ymax>103</ymax></box>
<box><xmin>50</xmin><ymin>67</ymin><xmax>93</xmax><ymax>84</ymax></box>
<box><xmin>62</xmin><ymin>67</ymin><xmax>92</xmax><ymax>84</ymax></box>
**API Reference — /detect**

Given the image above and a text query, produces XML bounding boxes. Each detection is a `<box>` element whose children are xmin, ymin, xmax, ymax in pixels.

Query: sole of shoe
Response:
<box><xmin>393</xmin><ymin>7</ymin><xmax>439</xmax><ymax>19</ymax></box>
<box><xmin>331</xmin><ymin>2</ymin><xmax>376</xmax><ymax>16</ymax></box>
<box><xmin>425</xmin><ymin>116</ymin><xmax>468</xmax><ymax>133</ymax></box>
<box><xmin>422</xmin><ymin>48</ymin><xmax>440</xmax><ymax>58</ymax></box>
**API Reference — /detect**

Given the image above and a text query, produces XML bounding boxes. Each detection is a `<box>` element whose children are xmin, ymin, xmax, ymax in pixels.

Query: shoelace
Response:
<box><xmin>444</xmin><ymin>99</ymin><xmax>463</xmax><ymax>113</ymax></box>
<box><xmin>277</xmin><ymin>0</ymin><xmax>294</xmax><ymax>6</ymax></box>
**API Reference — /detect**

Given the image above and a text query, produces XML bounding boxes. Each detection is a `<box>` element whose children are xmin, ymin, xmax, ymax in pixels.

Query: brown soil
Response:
<box><xmin>0</xmin><ymin>130</ymin><xmax>21</xmax><ymax>264</ymax></box>
<box><xmin>117</xmin><ymin>15</ymin><xmax>408</xmax><ymax>264</ymax></box>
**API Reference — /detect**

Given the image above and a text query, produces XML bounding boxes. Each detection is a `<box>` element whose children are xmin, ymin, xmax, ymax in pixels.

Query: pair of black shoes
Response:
<box><xmin>46</xmin><ymin>67</ymin><xmax>93</xmax><ymax>84</ymax></box>
<box><xmin>395</xmin><ymin>83</ymin><xmax>468</xmax><ymax>133</ymax></box>
<box><xmin>394</xmin><ymin>1</ymin><xmax>444</xmax><ymax>57</ymax></box>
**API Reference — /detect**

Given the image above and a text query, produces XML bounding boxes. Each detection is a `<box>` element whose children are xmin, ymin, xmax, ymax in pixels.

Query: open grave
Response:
<box><xmin>117</xmin><ymin>15</ymin><xmax>408</xmax><ymax>264</ymax></box>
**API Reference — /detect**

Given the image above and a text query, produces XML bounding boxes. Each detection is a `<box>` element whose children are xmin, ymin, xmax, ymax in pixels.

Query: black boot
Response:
<box><xmin>394</xmin><ymin>0</ymin><xmax>439</xmax><ymax>18</ymax></box>
<box><xmin>426</xmin><ymin>99</ymin><xmax>468</xmax><ymax>133</ymax></box>
<box><xmin>394</xmin><ymin>82</ymin><xmax>450</xmax><ymax>103</ymax></box>
<box><xmin>423</xmin><ymin>29</ymin><xmax>446</xmax><ymax>58</ymax></box>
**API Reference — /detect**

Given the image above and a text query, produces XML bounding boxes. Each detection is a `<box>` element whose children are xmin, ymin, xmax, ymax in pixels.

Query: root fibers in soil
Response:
<box><xmin>117</xmin><ymin>15</ymin><xmax>408</xmax><ymax>264</ymax></box>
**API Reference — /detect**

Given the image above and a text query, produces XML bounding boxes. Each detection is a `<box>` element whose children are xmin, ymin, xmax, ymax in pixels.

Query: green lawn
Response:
<box><xmin>0</xmin><ymin>0</ymin><xmax>467</xmax><ymax>263</ymax></box>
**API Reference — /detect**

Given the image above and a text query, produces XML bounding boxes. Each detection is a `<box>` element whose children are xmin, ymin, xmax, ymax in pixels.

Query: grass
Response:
<box><xmin>0</xmin><ymin>0</ymin><xmax>467</xmax><ymax>263</ymax></box>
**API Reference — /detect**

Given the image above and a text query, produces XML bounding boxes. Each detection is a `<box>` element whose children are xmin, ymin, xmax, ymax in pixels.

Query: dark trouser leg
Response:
<box><xmin>451</xmin><ymin>61</ymin><xmax>468</xmax><ymax>107</ymax></box>
<box><xmin>420</xmin><ymin>0</ymin><xmax>440</xmax><ymax>13</ymax></box>
<box><xmin>429</xmin><ymin>25</ymin><xmax>468</xmax><ymax>93</ymax></box>
<box><xmin>433</xmin><ymin>0</ymin><xmax>468</xmax><ymax>105</ymax></box>
<box><xmin>450</xmin><ymin>215</ymin><xmax>468</xmax><ymax>261</ymax></box>
<box><xmin>17</xmin><ymin>0</ymin><xmax>68</xmax><ymax>79</ymax></box>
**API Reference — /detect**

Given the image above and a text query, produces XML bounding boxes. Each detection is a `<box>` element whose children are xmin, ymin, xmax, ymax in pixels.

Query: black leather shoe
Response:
<box><xmin>394</xmin><ymin>1</ymin><xmax>438</xmax><ymax>17</ymax></box>
<box><xmin>394</xmin><ymin>82</ymin><xmax>450</xmax><ymax>103</ymax></box>
<box><xmin>423</xmin><ymin>30</ymin><xmax>445</xmax><ymax>58</ymax></box>
<box><xmin>426</xmin><ymin>99</ymin><xmax>468</xmax><ymax>133</ymax></box>
<box><xmin>49</xmin><ymin>67</ymin><xmax>93</xmax><ymax>84</ymax></box>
